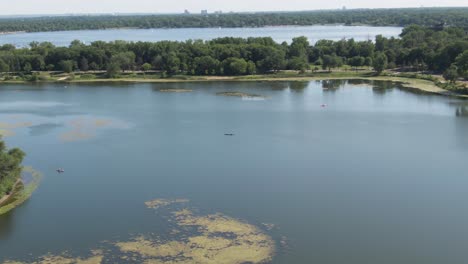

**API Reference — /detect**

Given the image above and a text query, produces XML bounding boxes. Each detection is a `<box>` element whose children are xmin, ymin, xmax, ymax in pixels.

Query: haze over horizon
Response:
<box><xmin>1</xmin><ymin>0</ymin><xmax>467</xmax><ymax>15</ymax></box>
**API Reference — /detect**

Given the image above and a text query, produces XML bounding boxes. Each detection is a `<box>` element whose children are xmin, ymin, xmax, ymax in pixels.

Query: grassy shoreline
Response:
<box><xmin>0</xmin><ymin>167</ymin><xmax>42</xmax><ymax>215</ymax></box>
<box><xmin>1</xmin><ymin>71</ymin><xmax>467</xmax><ymax>98</ymax></box>
<box><xmin>0</xmin><ymin>179</ymin><xmax>21</xmax><ymax>206</ymax></box>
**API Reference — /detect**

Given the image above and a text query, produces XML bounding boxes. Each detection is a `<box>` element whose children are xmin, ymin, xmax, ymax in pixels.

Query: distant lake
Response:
<box><xmin>1</xmin><ymin>80</ymin><xmax>468</xmax><ymax>263</ymax></box>
<box><xmin>0</xmin><ymin>25</ymin><xmax>402</xmax><ymax>47</ymax></box>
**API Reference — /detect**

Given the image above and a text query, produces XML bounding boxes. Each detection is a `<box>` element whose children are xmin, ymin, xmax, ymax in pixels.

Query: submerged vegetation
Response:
<box><xmin>0</xmin><ymin>8</ymin><xmax>467</xmax><ymax>33</ymax></box>
<box><xmin>3</xmin><ymin>253</ymin><xmax>103</xmax><ymax>264</ymax></box>
<box><xmin>159</xmin><ymin>89</ymin><xmax>193</xmax><ymax>93</ymax></box>
<box><xmin>0</xmin><ymin>122</ymin><xmax>33</xmax><ymax>137</ymax></box>
<box><xmin>59</xmin><ymin>118</ymin><xmax>116</xmax><ymax>142</ymax></box>
<box><xmin>5</xmin><ymin>199</ymin><xmax>275</xmax><ymax>264</ymax></box>
<box><xmin>145</xmin><ymin>198</ymin><xmax>189</xmax><ymax>209</ymax></box>
<box><xmin>216</xmin><ymin>92</ymin><xmax>267</xmax><ymax>99</ymax></box>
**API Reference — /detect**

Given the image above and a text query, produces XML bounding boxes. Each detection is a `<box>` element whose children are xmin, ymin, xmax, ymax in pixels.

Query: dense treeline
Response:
<box><xmin>0</xmin><ymin>26</ymin><xmax>467</xmax><ymax>80</ymax></box>
<box><xmin>0</xmin><ymin>138</ymin><xmax>25</xmax><ymax>198</ymax></box>
<box><xmin>0</xmin><ymin>8</ymin><xmax>467</xmax><ymax>33</ymax></box>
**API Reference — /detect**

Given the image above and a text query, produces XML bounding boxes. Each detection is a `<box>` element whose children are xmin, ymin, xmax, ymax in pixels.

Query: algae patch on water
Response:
<box><xmin>59</xmin><ymin>117</ymin><xmax>130</xmax><ymax>142</ymax></box>
<box><xmin>4</xmin><ymin>199</ymin><xmax>275</xmax><ymax>264</ymax></box>
<box><xmin>60</xmin><ymin>118</ymin><xmax>111</xmax><ymax>142</ymax></box>
<box><xmin>216</xmin><ymin>92</ymin><xmax>267</xmax><ymax>99</ymax></box>
<box><xmin>159</xmin><ymin>89</ymin><xmax>193</xmax><ymax>93</ymax></box>
<box><xmin>145</xmin><ymin>198</ymin><xmax>189</xmax><ymax>209</ymax></box>
<box><xmin>3</xmin><ymin>252</ymin><xmax>103</xmax><ymax>264</ymax></box>
<box><xmin>117</xmin><ymin>200</ymin><xmax>275</xmax><ymax>264</ymax></box>
<box><xmin>0</xmin><ymin>129</ymin><xmax>14</xmax><ymax>137</ymax></box>
<box><xmin>0</xmin><ymin>121</ymin><xmax>33</xmax><ymax>137</ymax></box>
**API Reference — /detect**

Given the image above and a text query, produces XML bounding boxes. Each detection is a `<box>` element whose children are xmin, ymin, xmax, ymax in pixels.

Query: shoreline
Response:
<box><xmin>0</xmin><ymin>179</ymin><xmax>22</xmax><ymax>206</ymax></box>
<box><xmin>0</xmin><ymin>167</ymin><xmax>42</xmax><ymax>215</ymax></box>
<box><xmin>0</xmin><ymin>31</ymin><xmax>26</xmax><ymax>35</ymax></box>
<box><xmin>1</xmin><ymin>74</ymin><xmax>467</xmax><ymax>99</ymax></box>
<box><xmin>0</xmin><ymin>24</ymin><xmax>403</xmax><ymax>35</ymax></box>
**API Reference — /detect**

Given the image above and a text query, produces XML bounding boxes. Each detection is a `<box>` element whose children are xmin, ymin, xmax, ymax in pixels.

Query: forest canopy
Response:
<box><xmin>0</xmin><ymin>26</ymin><xmax>467</xmax><ymax>79</ymax></box>
<box><xmin>0</xmin><ymin>8</ymin><xmax>467</xmax><ymax>33</ymax></box>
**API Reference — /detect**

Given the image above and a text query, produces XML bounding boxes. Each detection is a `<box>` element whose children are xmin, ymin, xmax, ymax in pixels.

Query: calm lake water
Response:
<box><xmin>1</xmin><ymin>80</ymin><xmax>468</xmax><ymax>263</ymax></box>
<box><xmin>0</xmin><ymin>25</ymin><xmax>402</xmax><ymax>47</ymax></box>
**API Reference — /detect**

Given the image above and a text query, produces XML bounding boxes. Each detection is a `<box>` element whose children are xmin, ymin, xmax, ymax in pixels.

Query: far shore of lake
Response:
<box><xmin>0</xmin><ymin>31</ymin><xmax>26</xmax><ymax>35</ymax></box>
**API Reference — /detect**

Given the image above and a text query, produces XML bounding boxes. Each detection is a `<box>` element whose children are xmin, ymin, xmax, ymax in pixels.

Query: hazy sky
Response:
<box><xmin>2</xmin><ymin>0</ymin><xmax>467</xmax><ymax>15</ymax></box>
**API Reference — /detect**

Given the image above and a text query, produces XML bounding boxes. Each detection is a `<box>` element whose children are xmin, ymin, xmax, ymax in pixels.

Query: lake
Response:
<box><xmin>0</xmin><ymin>25</ymin><xmax>402</xmax><ymax>47</ymax></box>
<box><xmin>1</xmin><ymin>80</ymin><xmax>468</xmax><ymax>263</ymax></box>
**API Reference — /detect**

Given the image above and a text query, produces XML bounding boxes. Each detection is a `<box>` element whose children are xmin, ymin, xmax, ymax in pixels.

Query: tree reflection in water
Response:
<box><xmin>321</xmin><ymin>79</ymin><xmax>346</xmax><ymax>91</ymax></box>
<box><xmin>456</xmin><ymin>106</ymin><xmax>468</xmax><ymax>117</ymax></box>
<box><xmin>289</xmin><ymin>81</ymin><xmax>308</xmax><ymax>92</ymax></box>
<box><xmin>269</xmin><ymin>82</ymin><xmax>289</xmax><ymax>91</ymax></box>
<box><xmin>0</xmin><ymin>212</ymin><xmax>14</xmax><ymax>240</ymax></box>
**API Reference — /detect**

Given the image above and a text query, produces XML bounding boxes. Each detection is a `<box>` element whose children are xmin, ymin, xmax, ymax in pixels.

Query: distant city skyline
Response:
<box><xmin>1</xmin><ymin>0</ymin><xmax>467</xmax><ymax>15</ymax></box>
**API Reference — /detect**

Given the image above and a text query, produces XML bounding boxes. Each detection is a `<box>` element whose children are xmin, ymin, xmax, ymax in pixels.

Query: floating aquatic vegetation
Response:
<box><xmin>0</xmin><ymin>121</ymin><xmax>32</xmax><ymax>129</ymax></box>
<box><xmin>117</xmin><ymin>200</ymin><xmax>275</xmax><ymax>264</ymax></box>
<box><xmin>0</xmin><ymin>121</ymin><xmax>33</xmax><ymax>137</ymax></box>
<box><xmin>241</xmin><ymin>96</ymin><xmax>266</xmax><ymax>101</ymax></box>
<box><xmin>0</xmin><ymin>113</ymin><xmax>130</xmax><ymax>141</ymax></box>
<box><xmin>159</xmin><ymin>89</ymin><xmax>193</xmax><ymax>93</ymax></box>
<box><xmin>59</xmin><ymin>117</ymin><xmax>129</xmax><ymax>142</ymax></box>
<box><xmin>216</xmin><ymin>92</ymin><xmax>267</xmax><ymax>99</ymax></box>
<box><xmin>261</xmin><ymin>223</ymin><xmax>276</xmax><ymax>231</ymax></box>
<box><xmin>145</xmin><ymin>199</ymin><xmax>190</xmax><ymax>209</ymax></box>
<box><xmin>0</xmin><ymin>129</ymin><xmax>14</xmax><ymax>137</ymax></box>
<box><xmin>0</xmin><ymin>101</ymin><xmax>71</xmax><ymax>111</ymax></box>
<box><xmin>60</xmin><ymin>129</ymin><xmax>94</xmax><ymax>142</ymax></box>
<box><xmin>4</xmin><ymin>199</ymin><xmax>275</xmax><ymax>264</ymax></box>
<box><xmin>3</xmin><ymin>251</ymin><xmax>103</xmax><ymax>264</ymax></box>
<box><xmin>93</xmin><ymin>119</ymin><xmax>113</xmax><ymax>127</ymax></box>
<box><xmin>0</xmin><ymin>166</ymin><xmax>42</xmax><ymax>216</ymax></box>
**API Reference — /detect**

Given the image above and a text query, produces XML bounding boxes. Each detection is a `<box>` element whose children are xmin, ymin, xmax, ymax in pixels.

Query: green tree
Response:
<box><xmin>0</xmin><ymin>137</ymin><xmax>25</xmax><ymax>197</ymax></box>
<box><xmin>31</xmin><ymin>56</ymin><xmax>45</xmax><ymax>71</ymax></box>
<box><xmin>375</xmin><ymin>35</ymin><xmax>387</xmax><ymax>52</ymax></box>
<box><xmin>222</xmin><ymin>57</ymin><xmax>248</xmax><ymax>75</ymax></box>
<box><xmin>79</xmin><ymin>57</ymin><xmax>89</xmax><ymax>71</ymax></box>
<box><xmin>288</xmin><ymin>57</ymin><xmax>309</xmax><ymax>72</ymax></box>
<box><xmin>59</xmin><ymin>60</ymin><xmax>74</xmax><ymax>73</ymax></box>
<box><xmin>443</xmin><ymin>64</ymin><xmax>459</xmax><ymax>83</ymax></box>
<box><xmin>151</xmin><ymin>55</ymin><xmax>164</xmax><ymax>71</ymax></box>
<box><xmin>289</xmin><ymin>36</ymin><xmax>309</xmax><ymax>59</ymax></box>
<box><xmin>322</xmin><ymin>55</ymin><xmax>342</xmax><ymax>72</ymax></box>
<box><xmin>23</xmin><ymin>63</ymin><xmax>32</xmax><ymax>73</ymax></box>
<box><xmin>372</xmin><ymin>52</ymin><xmax>388</xmax><ymax>74</ymax></box>
<box><xmin>193</xmin><ymin>56</ymin><xmax>220</xmax><ymax>75</ymax></box>
<box><xmin>246</xmin><ymin>61</ymin><xmax>256</xmax><ymax>75</ymax></box>
<box><xmin>348</xmin><ymin>56</ymin><xmax>365</xmax><ymax>71</ymax></box>
<box><xmin>141</xmin><ymin>63</ymin><xmax>152</xmax><ymax>72</ymax></box>
<box><xmin>89</xmin><ymin>62</ymin><xmax>99</xmax><ymax>71</ymax></box>
<box><xmin>106</xmin><ymin>62</ymin><xmax>121</xmax><ymax>78</ymax></box>
<box><xmin>364</xmin><ymin>57</ymin><xmax>373</xmax><ymax>67</ymax></box>
<box><xmin>0</xmin><ymin>59</ymin><xmax>9</xmax><ymax>73</ymax></box>
<box><xmin>110</xmin><ymin>52</ymin><xmax>136</xmax><ymax>72</ymax></box>
<box><xmin>256</xmin><ymin>47</ymin><xmax>286</xmax><ymax>73</ymax></box>
<box><xmin>163</xmin><ymin>52</ymin><xmax>180</xmax><ymax>75</ymax></box>
<box><xmin>455</xmin><ymin>50</ymin><xmax>468</xmax><ymax>79</ymax></box>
